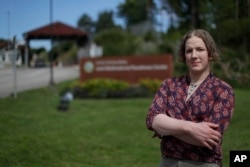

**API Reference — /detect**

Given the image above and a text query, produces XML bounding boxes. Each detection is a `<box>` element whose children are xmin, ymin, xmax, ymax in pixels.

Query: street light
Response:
<box><xmin>49</xmin><ymin>0</ymin><xmax>55</xmax><ymax>86</ymax></box>
<box><xmin>7</xmin><ymin>11</ymin><xmax>11</xmax><ymax>50</ymax></box>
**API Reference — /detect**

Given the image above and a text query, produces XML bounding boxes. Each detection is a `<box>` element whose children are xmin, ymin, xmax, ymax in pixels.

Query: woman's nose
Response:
<box><xmin>191</xmin><ymin>50</ymin><xmax>197</xmax><ymax>58</ymax></box>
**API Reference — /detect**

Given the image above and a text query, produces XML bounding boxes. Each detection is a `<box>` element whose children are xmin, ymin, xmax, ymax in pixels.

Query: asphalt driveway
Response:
<box><xmin>0</xmin><ymin>65</ymin><xmax>79</xmax><ymax>98</ymax></box>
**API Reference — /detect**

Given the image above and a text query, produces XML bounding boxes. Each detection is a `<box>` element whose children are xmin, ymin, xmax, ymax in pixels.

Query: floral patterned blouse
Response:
<box><xmin>146</xmin><ymin>73</ymin><xmax>235</xmax><ymax>167</ymax></box>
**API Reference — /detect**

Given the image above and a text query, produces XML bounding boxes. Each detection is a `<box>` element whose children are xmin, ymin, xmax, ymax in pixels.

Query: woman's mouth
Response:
<box><xmin>191</xmin><ymin>62</ymin><xmax>200</xmax><ymax>66</ymax></box>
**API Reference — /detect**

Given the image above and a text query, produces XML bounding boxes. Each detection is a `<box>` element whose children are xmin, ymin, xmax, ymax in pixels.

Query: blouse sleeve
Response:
<box><xmin>146</xmin><ymin>80</ymin><xmax>168</xmax><ymax>131</ymax></box>
<box><xmin>211</xmin><ymin>86</ymin><xmax>235</xmax><ymax>134</ymax></box>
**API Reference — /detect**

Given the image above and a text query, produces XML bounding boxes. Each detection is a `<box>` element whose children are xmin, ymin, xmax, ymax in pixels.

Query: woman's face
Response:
<box><xmin>185</xmin><ymin>36</ymin><xmax>210</xmax><ymax>75</ymax></box>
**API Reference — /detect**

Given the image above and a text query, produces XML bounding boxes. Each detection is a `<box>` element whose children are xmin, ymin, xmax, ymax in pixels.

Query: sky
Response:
<box><xmin>0</xmin><ymin>0</ymin><xmax>125</xmax><ymax>49</ymax></box>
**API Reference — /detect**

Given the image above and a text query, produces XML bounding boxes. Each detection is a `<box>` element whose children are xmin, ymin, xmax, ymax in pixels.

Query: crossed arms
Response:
<box><xmin>152</xmin><ymin>114</ymin><xmax>221</xmax><ymax>150</ymax></box>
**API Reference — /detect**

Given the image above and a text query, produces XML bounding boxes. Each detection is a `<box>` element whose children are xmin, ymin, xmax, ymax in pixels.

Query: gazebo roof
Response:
<box><xmin>23</xmin><ymin>21</ymin><xmax>88</xmax><ymax>40</ymax></box>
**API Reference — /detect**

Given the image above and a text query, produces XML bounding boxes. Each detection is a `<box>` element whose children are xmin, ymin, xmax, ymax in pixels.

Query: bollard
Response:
<box><xmin>57</xmin><ymin>91</ymin><xmax>73</xmax><ymax>111</ymax></box>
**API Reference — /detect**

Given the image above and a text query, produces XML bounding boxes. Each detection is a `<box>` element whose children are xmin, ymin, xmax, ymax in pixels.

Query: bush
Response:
<box><xmin>72</xmin><ymin>78</ymin><xmax>129</xmax><ymax>98</ymax></box>
<box><xmin>71</xmin><ymin>78</ymin><xmax>162</xmax><ymax>99</ymax></box>
<box><xmin>124</xmin><ymin>86</ymin><xmax>149</xmax><ymax>98</ymax></box>
<box><xmin>138</xmin><ymin>78</ymin><xmax>162</xmax><ymax>94</ymax></box>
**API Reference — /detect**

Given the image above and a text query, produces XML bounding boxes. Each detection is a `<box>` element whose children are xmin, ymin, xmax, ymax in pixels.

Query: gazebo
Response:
<box><xmin>23</xmin><ymin>21</ymin><xmax>88</xmax><ymax>66</ymax></box>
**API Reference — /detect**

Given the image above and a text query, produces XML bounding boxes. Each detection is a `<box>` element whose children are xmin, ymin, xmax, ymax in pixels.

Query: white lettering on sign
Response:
<box><xmin>234</xmin><ymin>155</ymin><xmax>247</xmax><ymax>162</ymax></box>
<box><xmin>95</xmin><ymin>64</ymin><xmax>168</xmax><ymax>72</ymax></box>
<box><xmin>95</xmin><ymin>60</ymin><xmax>128</xmax><ymax>65</ymax></box>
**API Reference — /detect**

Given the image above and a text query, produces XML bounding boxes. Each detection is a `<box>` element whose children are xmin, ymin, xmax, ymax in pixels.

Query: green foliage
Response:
<box><xmin>162</xmin><ymin>0</ymin><xmax>212</xmax><ymax>30</ymax></box>
<box><xmin>143</xmin><ymin>31</ymin><xmax>157</xmax><ymax>42</ymax></box>
<box><xmin>217</xmin><ymin>18</ymin><xmax>250</xmax><ymax>52</ymax></box>
<box><xmin>50</xmin><ymin>41</ymin><xmax>77</xmax><ymax>64</ymax></box>
<box><xmin>30</xmin><ymin>47</ymin><xmax>48</xmax><ymax>61</ymax></box>
<box><xmin>72</xmin><ymin>78</ymin><xmax>130</xmax><ymax>98</ymax></box>
<box><xmin>73</xmin><ymin>0</ymin><xmax>250</xmax><ymax>88</ymax></box>
<box><xmin>159</xmin><ymin>30</ymin><xmax>182</xmax><ymax>55</ymax></box>
<box><xmin>77</xmin><ymin>13</ymin><xmax>94</xmax><ymax>33</ymax></box>
<box><xmin>94</xmin><ymin>28</ymin><xmax>138</xmax><ymax>56</ymax></box>
<box><xmin>173</xmin><ymin>61</ymin><xmax>187</xmax><ymax>77</ymax></box>
<box><xmin>212</xmin><ymin>47</ymin><xmax>250</xmax><ymax>88</ymax></box>
<box><xmin>30</xmin><ymin>47</ymin><xmax>47</xmax><ymax>55</ymax></box>
<box><xmin>51</xmin><ymin>41</ymin><xmax>75</xmax><ymax>54</ymax></box>
<box><xmin>60</xmin><ymin>45</ymin><xmax>77</xmax><ymax>65</ymax></box>
<box><xmin>135</xmin><ymin>41</ymin><xmax>159</xmax><ymax>55</ymax></box>
<box><xmin>71</xmin><ymin>78</ymin><xmax>163</xmax><ymax>98</ymax></box>
<box><xmin>132</xmin><ymin>31</ymin><xmax>161</xmax><ymax>55</ymax></box>
<box><xmin>138</xmin><ymin>78</ymin><xmax>161</xmax><ymax>94</ymax></box>
<box><xmin>117</xmin><ymin>0</ymin><xmax>156</xmax><ymax>27</ymax></box>
<box><xmin>95</xmin><ymin>10</ymin><xmax>117</xmax><ymax>33</ymax></box>
<box><xmin>60</xmin><ymin>41</ymin><xmax>75</xmax><ymax>52</ymax></box>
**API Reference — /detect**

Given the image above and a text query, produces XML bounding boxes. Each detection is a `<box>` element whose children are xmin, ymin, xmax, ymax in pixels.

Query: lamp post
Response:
<box><xmin>7</xmin><ymin>11</ymin><xmax>11</xmax><ymax>50</ymax></box>
<box><xmin>49</xmin><ymin>0</ymin><xmax>55</xmax><ymax>86</ymax></box>
<box><xmin>11</xmin><ymin>36</ymin><xmax>17</xmax><ymax>98</ymax></box>
<box><xmin>7</xmin><ymin>12</ymin><xmax>17</xmax><ymax>98</ymax></box>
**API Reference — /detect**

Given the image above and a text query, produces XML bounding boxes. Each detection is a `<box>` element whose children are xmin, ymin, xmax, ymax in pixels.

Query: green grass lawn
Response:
<box><xmin>0</xmin><ymin>81</ymin><xmax>249</xmax><ymax>167</ymax></box>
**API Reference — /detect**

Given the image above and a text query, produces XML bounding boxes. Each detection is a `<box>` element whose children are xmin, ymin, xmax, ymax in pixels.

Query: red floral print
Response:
<box><xmin>146</xmin><ymin>73</ymin><xmax>235</xmax><ymax>167</ymax></box>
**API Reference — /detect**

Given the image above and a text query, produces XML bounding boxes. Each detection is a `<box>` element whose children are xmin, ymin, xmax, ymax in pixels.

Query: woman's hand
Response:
<box><xmin>152</xmin><ymin>114</ymin><xmax>221</xmax><ymax>150</ymax></box>
<box><xmin>174</xmin><ymin>122</ymin><xmax>221</xmax><ymax>150</ymax></box>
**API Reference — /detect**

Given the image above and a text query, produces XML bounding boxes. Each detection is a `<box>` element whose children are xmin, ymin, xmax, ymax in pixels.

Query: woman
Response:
<box><xmin>146</xmin><ymin>29</ymin><xmax>234</xmax><ymax>167</ymax></box>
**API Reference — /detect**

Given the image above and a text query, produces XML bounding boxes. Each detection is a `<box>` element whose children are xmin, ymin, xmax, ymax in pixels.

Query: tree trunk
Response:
<box><xmin>191</xmin><ymin>0</ymin><xmax>200</xmax><ymax>28</ymax></box>
<box><xmin>247</xmin><ymin>0</ymin><xmax>250</xmax><ymax>16</ymax></box>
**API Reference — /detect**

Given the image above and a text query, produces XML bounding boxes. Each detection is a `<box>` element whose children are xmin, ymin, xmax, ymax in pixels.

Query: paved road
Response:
<box><xmin>0</xmin><ymin>65</ymin><xmax>79</xmax><ymax>98</ymax></box>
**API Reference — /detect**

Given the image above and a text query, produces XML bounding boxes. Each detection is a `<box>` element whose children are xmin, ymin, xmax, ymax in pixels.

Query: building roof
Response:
<box><xmin>23</xmin><ymin>21</ymin><xmax>88</xmax><ymax>40</ymax></box>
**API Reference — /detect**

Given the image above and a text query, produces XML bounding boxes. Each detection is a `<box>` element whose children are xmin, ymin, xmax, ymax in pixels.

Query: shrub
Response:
<box><xmin>71</xmin><ymin>78</ymin><xmax>163</xmax><ymax>99</ymax></box>
<box><xmin>124</xmin><ymin>86</ymin><xmax>149</xmax><ymax>98</ymax></box>
<box><xmin>72</xmin><ymin>78</ymin><xmax>130</xmax><ymax>98</ymax></box>
<box><xmin>138</xmin><ymin>78</ymin><xmax>162</xmax><ymax>94</ymax></box>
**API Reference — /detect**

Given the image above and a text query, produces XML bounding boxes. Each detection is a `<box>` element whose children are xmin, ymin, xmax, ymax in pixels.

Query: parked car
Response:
<box><xmin>34</xmin><ymin>58</ymin><xmax>47</xmax><ymax>68</ymax></box>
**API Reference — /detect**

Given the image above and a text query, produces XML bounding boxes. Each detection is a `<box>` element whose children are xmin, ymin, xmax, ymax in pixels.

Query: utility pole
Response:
<box><xmin>7</xmin><ymin>11</ymin><xmax>11</xmax><ymax>50</ymax></box>
<box><xmin>7</xmin><ymin>11</ymin><xmax>17</xmax><ymax>98</ymax></box>
<box><xmin>11</xmin><ymin>36</ymin><xmax>17</xmax><ymax>98</ymax></box>
<box><xmin>49</xmin><ymin>0</ymin><xmax>55</xmax><ymax>87</ymax></box>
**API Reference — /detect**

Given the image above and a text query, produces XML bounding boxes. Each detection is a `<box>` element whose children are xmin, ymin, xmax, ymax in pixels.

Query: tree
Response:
<box><xmin>94</xmin><ymin>28</ymin><xmax>138</xmax><ymax>56</ymax></box>
<box><xmin>117</xmin><ymin>0</ymin><xmax>156</xmax><ymax>28</ymax></box>
<box><xmin>160</xmin><ymin>0</ymin><xmax>213</xmax><ymax>31</ymax></box>
<box><xmin>158</xmin><ymin>0</ymin><xmax>250</xmax><ymax>87</ymax></box>
<box><xmin>95</xmin><ymin>10</ymin><xmax>117</xmax><ymax>33</ymax></box>
<box><xmin>208</xmin><ymin>0</ymin><xmax>250</xmax><ymax>51</ymax></box>
<box><xmin>77</xmin><ymin>14</ymin><xmax>94</xmax><ymax>34</ymax></box>
<box><xmin>210</xmin><ymin>0</ymin><xmax>250</xmax><ymax>85</ymax></box>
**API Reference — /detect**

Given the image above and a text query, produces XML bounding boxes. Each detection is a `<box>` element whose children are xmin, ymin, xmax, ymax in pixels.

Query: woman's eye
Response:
<box><xmin>185</xmin><ymin>49</ymin><xmax>192</xmax><ymax>53</ymax></box>
<box><xmin>197</xmin><ymin>48</ymin><xmax>204</xmax><ymax>51</ymax></box>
